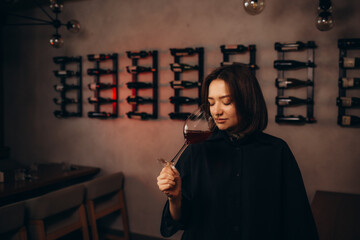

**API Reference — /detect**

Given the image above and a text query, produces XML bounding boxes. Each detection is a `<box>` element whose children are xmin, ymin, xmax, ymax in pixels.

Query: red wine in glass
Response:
<box><xmin>184</xmin><ymin>130</ymin><xmax>212</xmax><ymax>144</ymax></box>
<box><xmin>158</xmin><ymin>106</ymin><xmax>212</xmax><ymax>168</ymax></box>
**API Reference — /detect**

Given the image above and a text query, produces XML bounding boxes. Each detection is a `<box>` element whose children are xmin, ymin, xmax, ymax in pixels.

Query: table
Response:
<box><xmin>0</xmin><ymin>163</ymin><xmax>100</xmax><ymax>206</ymax></box>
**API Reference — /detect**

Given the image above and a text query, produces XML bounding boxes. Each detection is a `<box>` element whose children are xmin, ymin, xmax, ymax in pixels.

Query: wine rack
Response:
<box><xmin>52</xmin><ymin>56</ymin><xmax>82</xmax><ymax>118</ymax></box>
<box><xmin>274</xmin><ymin>41</ymin><xmax>317</xmax><ymax>124</ymax></box>
<box><xmin>169</xmin><ymin>47</ymin><xmax>204</xmax><ymax>120</ymax></box>
<box><xmin>87</xmin><ymin>53</ymin><xmax>118</xmax><ymax>119</ymax></box>
<box><xmin>337</xmin><ymin>38</ymin><xmax>360</xmax><ymax>127</ymax></box>
<box><xmin>220</xmin><ymin>44</ymin><xmax>258</xmax><ymax>76</ymax></box>
<box><xmin>125</xmin><ymin>50</ymin><xmax>158</xmax><ymax>120</ymax></box>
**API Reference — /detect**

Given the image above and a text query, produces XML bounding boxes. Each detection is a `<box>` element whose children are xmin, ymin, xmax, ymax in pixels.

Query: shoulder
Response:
<box><xmin>251</xmin><ymin>131</ymin><xmax>288</xmax><ymax>147</ymax></box>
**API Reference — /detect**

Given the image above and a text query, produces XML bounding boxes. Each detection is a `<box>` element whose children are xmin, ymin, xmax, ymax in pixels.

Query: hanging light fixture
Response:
<box><xmin>5</xmin><ymin>0</ymin><xmax>80</xmax><ymax>48</ymax></box>
<box><xmin>243</xmin><ymin>0</ymin><xmax>265</xmax><ymax>15</ymax></box>
<box><xmin>316</xmin><ymin>0</ymin><xmax>334</xmax><ymax>31</ymax></box>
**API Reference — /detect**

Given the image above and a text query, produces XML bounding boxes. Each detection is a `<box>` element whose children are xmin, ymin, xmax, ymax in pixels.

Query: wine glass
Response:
<box><xmin>158</xmin><ymin>106</ymin><xmax>212</xmax><ymax>168</ymax></box>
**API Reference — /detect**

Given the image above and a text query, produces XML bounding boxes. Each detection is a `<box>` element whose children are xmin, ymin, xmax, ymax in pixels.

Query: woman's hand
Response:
<box><xmin>157</xmin><ymin>163</ymin><xmax>181</xmax><ymax>200</ymax></box>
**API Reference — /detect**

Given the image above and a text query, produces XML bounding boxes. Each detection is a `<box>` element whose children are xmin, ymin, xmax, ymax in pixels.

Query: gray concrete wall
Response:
<box><xmin>3</xmin><ymin>0</ymin><xmax>360</xmax><ymax>238</ymax></box>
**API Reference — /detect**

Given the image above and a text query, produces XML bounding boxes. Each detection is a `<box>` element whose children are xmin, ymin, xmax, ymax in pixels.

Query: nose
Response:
<box><xmin>211</xmin><ymin>102</ymin><xmax>223</xmax><ymax>117</ymax></box>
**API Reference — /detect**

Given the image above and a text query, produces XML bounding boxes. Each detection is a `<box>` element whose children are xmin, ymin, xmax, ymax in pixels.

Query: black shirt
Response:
<box><xmin>160</xmin><ymin>129</ymin><xmax>318</xmax><ymax>240</ymax></box>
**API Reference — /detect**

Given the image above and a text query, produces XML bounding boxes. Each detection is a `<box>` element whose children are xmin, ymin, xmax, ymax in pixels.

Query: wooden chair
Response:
<box><xmin>311</xmin><ymin>190</ymin><xmax>360</xmax><ymax>240</ymax></box>
<box><xmin>25</xmin><ymin>184</ymin><xmax>89</xmax><ymax>240</ymax></box>
<box><xmin>0</xmin><ymin>201</ymin><xmax>27</xmax><ymax>240</ymax></box>
<box><xmin>84</xmin><ymin>172</ymin><xmax>130</xmax><ymax>240</ymax></box>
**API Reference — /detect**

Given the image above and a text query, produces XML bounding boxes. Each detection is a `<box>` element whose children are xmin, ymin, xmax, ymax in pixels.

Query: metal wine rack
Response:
<box><xmin>52</xmin><ymin>56</ymin><xmax>82</xmax><ymax>118</ymax></box>
<box><xmin>169</xmin><ymin>47</ymin><xmax>204</xmax><ymax>120</ymax></box>
<box><xmin>337</xmin><ymin>38</ymin><xmax>360</xmax><ymax>127</ymax></box>
<box><xmin>125</xmin><ymin>50</ymin><xmax>158</xmax><ymax>120</ymax></box>
<box><xmin>87</xmin><ymin>53</ymin><xmax>118</xmax><ymax>119</ymax></box>
<box><xmin>274</xmin><ymin>41</ymin><xmax>317</xmax><ymax>124</ymax></box>
<box><xmin>220</xmin><ymin>44</ymin><xmax>258</xmax><ymax>76</ymax></box>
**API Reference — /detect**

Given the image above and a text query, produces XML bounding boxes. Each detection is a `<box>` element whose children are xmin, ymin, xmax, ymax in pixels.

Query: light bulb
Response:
<box><xmin>316</xmin><ymin>11</ymin><xmax>334</xmax><ymax>31</ymax></box>
<box><xmin>50</xmin><ymin>34</ymin><xmax>64</xmax><ymax>48</ymax></box>
<box><xmin>67</xmin><ymin>20</ymin><xmax>80</xmax><ymax>33</ymax></box>
<box><xmin>243</xmin><ymin>0</ymin><xmax>265</xmax><ymax>15</ymax></box>
<box><xmin>50</xmin><ymin>0</ymin><xmax>63</xmax><ymax>13</ymax></box>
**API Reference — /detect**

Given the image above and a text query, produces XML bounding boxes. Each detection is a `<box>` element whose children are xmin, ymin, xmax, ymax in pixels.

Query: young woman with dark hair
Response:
<box><xmin>157</xmin><ymin>63</ymin><xmax>318</xmax><ymax>240</ymax></box>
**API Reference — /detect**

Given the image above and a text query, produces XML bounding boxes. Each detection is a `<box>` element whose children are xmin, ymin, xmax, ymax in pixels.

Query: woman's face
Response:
<box><xmin>208</xmin><ymin>79</ymin><xmax>239</xmax><ymax>131</ymax></box>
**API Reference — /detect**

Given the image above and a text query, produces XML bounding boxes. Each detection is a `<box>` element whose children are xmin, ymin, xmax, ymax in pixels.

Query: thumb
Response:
<box><xmin>171</xmin><ymin>166</ymin><xmax>180</xmax><ymax>177</ymax></box>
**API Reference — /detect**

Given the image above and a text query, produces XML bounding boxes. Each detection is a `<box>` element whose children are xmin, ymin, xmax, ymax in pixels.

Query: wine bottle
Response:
<box><xmin>126</xmin><ymin>51</ymin><xmax>150</xmax><ymax>59</ymax></box>
<box><xmin>338</xmin><ymin>39</ymin><xmax>360</xmax><ymax>49</ymax></box>
<box><xmin>276</xmin><ymin>96</ymin><xmax>313</xmax><ymax>106</ymax></box>
<box><xmin>53</xmin><ymin>56</ymin><xmax>79</xmax><ymax>64</ymax></box>
<box><xmin>126</xmin><ymin>111</ymin><xmax>153</xmax><ymax>120</ymax></box>
<box><xmin>53</xmin><ymin>70</ymin><xmax>79</xmax><ymax>77</ymax></box>
<box><xmin>170</xmin><ymin>80</ymin><xmax>201</xmax><ymax>89</ymax></box>
<box><xmin>54</xmin><ymin>84</ymin><xmax>79</xmax><ymax>92</ymax></box>
<box><xmin>169</xmin><ymin>112</ymin><xmax>191</xmax><ymax>120</ymax></box>
<box><xmin>275</xmin><ymin>78</ymin><xmax>313</xmax><ymax>89</ymax></box>
<box><xmin>88</xmin><ymin>83</ymin><xmax>115</xmax><ymax>90</ymax></box>
<box><xmin>220</xmin><ymin>62</ymin><xmax>258</xmax><ymax>70</ymax></box>
<box><xmin>88</xmin><ymin>111</ymin><xmax>112</xmax><ymax>119</ymax></box>
<box><xmin>339</xmin><ymin>77</ymin><xmax>360</xmax><ymax>89</ymax></box>
<box><xmin>87</xmin><ymin>68</ymin><xmax>114</xmax><ymax>75</ymax></box>
<box><xmin>170</xmin><ymin>63</ymin><xmax>198</xmax><ymax>72</ymax></box>
<box><xmin>88</xmin><ymin>97</ymin><xmax>116</xmax><ymax>104</ymax></box>
<box><xmin>220</xmin><ymin>44</ymin><xmax>248</xmax><ymax>54</ymax></box>
<box><xmin>169</xmin><ymin>96</ymin><xmax>199</xmax><ymax>105</ymax></box>
<box><xmin>338</xmin><ymin>115</ymin><xmax>360</xmax><ymax>126</ymax></box>
<box><xmin>220</xmin><ymin>62</ymin><xmax>234</xmax><ymax>66</ymax></box>
<box><xmin>339</xmin><ymin>57</ymin><xmax>360</xmax><ymax>69</ymax></box>
<box><xmin>170</xmin><ymin>48</ymin><xmax>197</xmax><ymax>56</ymax></box>
<box><xmin>274</xmin><ymin>41</ymin><xmax>309</xmax><ymax>52</ymax></box>
<box><xmin>336</xmin><ymin>97</ymin><xmax>360</xmax><ymax>107</ymax></box>
<box><xmin>126</xmin><ymin>96</ymin><xmax>153</xmax><ymax>104</ymax></box>
<box><xmin>126</xmin><ymin>66</ymin><xmax>155</xmax><ymax>74</ymax></box>
<box><xmin>54</xmin><ymin>110</ymin><xmax>79</xmax><ymax>118</ymax></box>
<box><xmin>53</xmin><ymin>98</ymin><xmax>78</xmax><ymax>105</ymax></box>
<box><xmin>87</xmin><ymin>54</ymin><xmax>112</xmax><ymax>61</ymax></box>
<box><xmin>275</xmin><ymin>115</ymin><xmax>307</xmax><ymax>123</ymax></box>
<box><xmin>126</xmin><ymin>82</ymin><xmax>153</xmax><ymax>89</ymax></box>
<box><xmin>274</xmin><ymin>60</ymin><xmax>316</xmax><ymax>70</ymax></box>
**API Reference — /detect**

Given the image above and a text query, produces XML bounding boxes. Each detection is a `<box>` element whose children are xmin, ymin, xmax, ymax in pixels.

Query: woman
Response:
<box><xmin>157</xmin><ymin>63</ymin><xmax>318</xmax><ymax>240</ymax></box>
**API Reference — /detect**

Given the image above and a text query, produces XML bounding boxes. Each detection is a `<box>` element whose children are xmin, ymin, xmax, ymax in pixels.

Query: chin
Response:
<box><xmin>216</xmin><ymin>125</ymin><xmax>228</xmax><ymax>130</ymax></box>
<box><xmin>216</xmin><ymin>124</ymin><xmax>238</xmax><ymax>132</ymax></box>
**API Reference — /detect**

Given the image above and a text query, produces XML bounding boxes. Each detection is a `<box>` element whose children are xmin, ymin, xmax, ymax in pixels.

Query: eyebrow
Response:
<box><xmin>208</xmin><ymin>95</ymin><xmax>231</xmax><ymax>100</ymax></box>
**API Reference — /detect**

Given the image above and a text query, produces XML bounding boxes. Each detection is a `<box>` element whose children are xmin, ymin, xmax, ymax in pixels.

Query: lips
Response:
<box><xmin>215</xmin><ymin>118</ymin><xmax>227</xmax><ymax>124</ymax></box>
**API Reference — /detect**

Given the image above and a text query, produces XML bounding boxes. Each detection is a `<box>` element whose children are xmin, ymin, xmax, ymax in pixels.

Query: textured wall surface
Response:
<box><xmin>3</xmin><ymin>0</ymin><xmax>360</xmax><ymax>238</ymax></box>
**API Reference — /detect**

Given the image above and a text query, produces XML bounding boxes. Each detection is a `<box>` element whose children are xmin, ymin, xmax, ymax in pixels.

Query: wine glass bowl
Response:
<box><xmin>183</xmin><ymin>107</ymin><xmax>212</xmax><ymax>144</ymax></box>
<box><xmin>158</xmin><ymin>106</ymin><xmax>212</xmax><ymax>168</ymax></box>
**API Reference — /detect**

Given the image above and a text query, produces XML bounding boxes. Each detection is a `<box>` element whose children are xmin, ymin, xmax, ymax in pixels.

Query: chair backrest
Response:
<box><xmin>311</xmin><ymin>190</ymin><xmax>360</xmax><ymax>240</ymax></box>
<box><xmin>26</xmin><ymin>183</ymin><xmax>85</xmax><ymax>220</ymax></box>
<box><xmin>0</xmin><ymin>201</ymin><xmax>26</xmax><ymax>234</ymax></box>
<box><xmin>84</xmin><ymin>172</ymin><xmax>124</xmax><ymax>200</ymax></box>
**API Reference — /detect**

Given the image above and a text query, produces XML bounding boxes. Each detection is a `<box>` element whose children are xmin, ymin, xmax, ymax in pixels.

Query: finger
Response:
<box><xmin>171</xmin><ymin>167</ymin><xmax>180</xmax><ymax>177</ymax></box>
<box><xmin>157</xmin><ymin>173</ymin><xmax>175</xmax><ymax>182</ymax></box>
<box><xmin>158</xmin><ymin>182</ymin><xmax>175</xmax><ymax>191</ymax></box>
<box><xmin>160</xmin><ymin>167</ymin><xmax>174</xmax><ymax>177</ymax></box>
<box><xmin>157</xmin><ymin>179</ymin><xmax>176</xmax><ymax>188</ymax></box>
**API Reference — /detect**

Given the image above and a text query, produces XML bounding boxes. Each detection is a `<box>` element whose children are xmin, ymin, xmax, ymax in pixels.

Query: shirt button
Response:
<box><xmin>233</xmin><ymin>226</ymin><xmax>239</xmax><ymax>231</ymax></box>
<box><xmin>236</xmin><ymin>172</ymin><xmax>240</xmax><ymax>177</ymax></box>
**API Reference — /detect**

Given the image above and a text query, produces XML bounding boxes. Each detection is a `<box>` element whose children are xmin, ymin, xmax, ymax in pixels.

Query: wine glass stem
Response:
<box><xmin>170</xmin><ymin>140</ymin><xmax>189</xmax><ymax>164</ymax></box>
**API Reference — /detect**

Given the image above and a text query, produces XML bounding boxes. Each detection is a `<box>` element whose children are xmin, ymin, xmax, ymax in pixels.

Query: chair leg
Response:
<box><xmin>79</xmin><ymin>204</ymin><xmax>90</xmax><ymax>240</ymax></box>
<box><xmin>30</xmin><ymin>220</ymin><xmax>46</xmax><ymax>240</ymax></box>
<box><xmin>118</xmin><ymin>190</ymin><xmax>130</xmax><ymax>240</ymax></box>
<box><xmin>19</xmin><ymin>226</ymin><xmax>28</xmax><ymax>240</ymax></box>
<box><xmin>86</xmin><ymin>200</ymin><xmax>99</xmax><ymax>240</ymax></box>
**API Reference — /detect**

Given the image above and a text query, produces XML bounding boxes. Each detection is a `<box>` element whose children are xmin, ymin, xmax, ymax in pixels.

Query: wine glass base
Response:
<box><xmin>157</xmin><ymin>158</ymin><xmax>176</xmax><ymax>169</ymax></box>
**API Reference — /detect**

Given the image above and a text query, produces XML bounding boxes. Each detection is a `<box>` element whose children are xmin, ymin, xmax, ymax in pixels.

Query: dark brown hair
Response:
<box><xmin>201</xmin><ymin>63</ymin><xmax>268</xmax><ymax>134</ymax></box>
